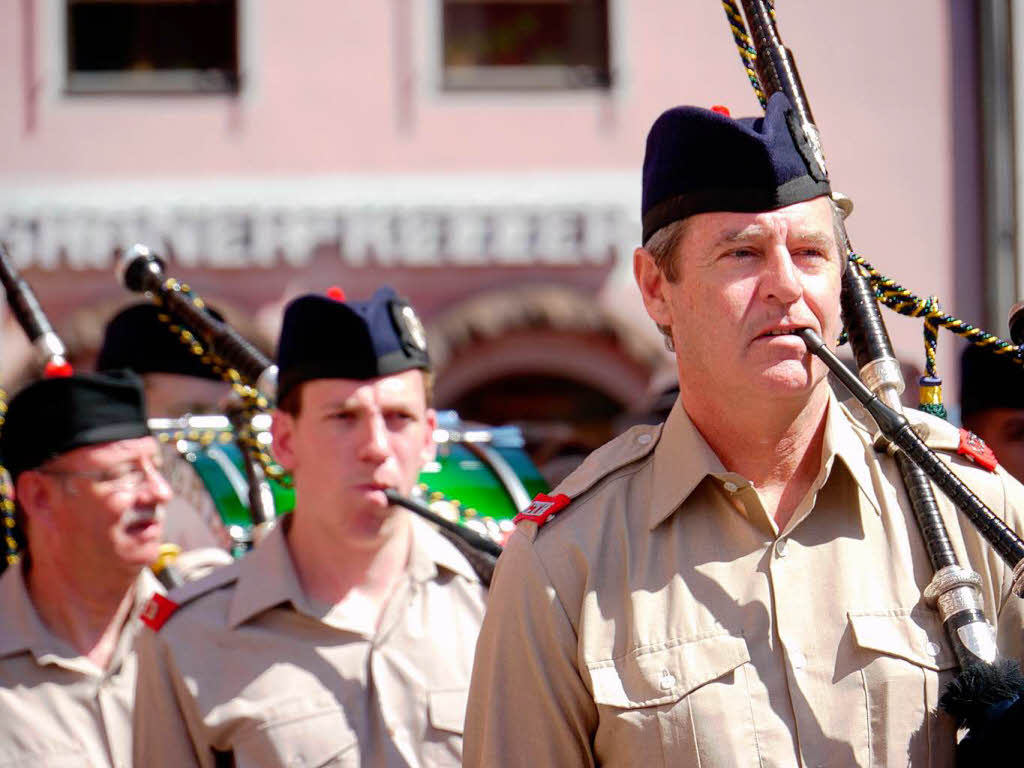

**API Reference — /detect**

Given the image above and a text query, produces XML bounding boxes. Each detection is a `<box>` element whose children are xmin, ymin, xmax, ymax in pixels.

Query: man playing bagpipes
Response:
<box><xmin>463</xmin><ymin>94</ymin><xmax>1024</xmax><ymax>766</ymax></box>
<box><xmin>132</xmin><ymin>287</ymin><xmax>487</xmax><ymax>766</ymax></box>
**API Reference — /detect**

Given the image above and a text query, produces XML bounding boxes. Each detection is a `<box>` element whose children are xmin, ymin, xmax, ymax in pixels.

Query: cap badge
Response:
<box><xmin>398</xmin><ymin>304</ymin><xmax>427</xmax><ymax>352</ymax></box>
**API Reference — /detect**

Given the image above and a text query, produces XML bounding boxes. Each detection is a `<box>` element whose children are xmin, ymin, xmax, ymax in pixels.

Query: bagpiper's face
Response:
<box><xmin>34</xmin><ymin>436</ymin><xmax>170</xmax><ymax>570</ymax></box>
<box><xmin>272</xmin><ymin>371</ymin><xmax>436</xmax><ymax>548</ymax></box>
<box><xmin>638</xmin><ymin>196</ymin><xmax>843</xmax><ymax>408</ymax></box>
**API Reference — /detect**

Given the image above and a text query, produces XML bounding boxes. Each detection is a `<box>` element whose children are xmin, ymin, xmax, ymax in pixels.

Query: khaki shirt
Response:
<box><xmin>133</xmin><ymin>513</ymin><xmax>487</xmax><ymax>767</ymax></box>
<box><xmin>0</xmin><ymin>562</ymin><xmax>160</xmax><ymax>768</ymax></box>
<box><xmin>465</xmin><ymin>394</ymin><xmax>1024</xmax><ymax>767</ymax></box>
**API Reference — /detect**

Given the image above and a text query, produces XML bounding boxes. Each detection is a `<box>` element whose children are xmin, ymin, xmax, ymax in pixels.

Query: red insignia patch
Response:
<box><xmin>958</xmin><ymin>428</ymin><xmax>999</xmax><ymax>472</ymax></box>
<box><xmin>140</xmin><ymin>593</ymin><xmax>179</xmax><ymax>631</ymax></box>
<box><xmin>514</xmin><ymin>493</ymin><xmax>571</xmax><ymax>528</ymax></box>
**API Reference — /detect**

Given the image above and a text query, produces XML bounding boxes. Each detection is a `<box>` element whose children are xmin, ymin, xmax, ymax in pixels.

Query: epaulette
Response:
<box><xmin>515</xmin><ymin>422</ymin><xmax>663</xmax><ymax>532</ymax></box>
<box><xmin>905</xmin><ymin>407</ymin><xmax>999</xmax><ymax>472</ymax></box>
<box><xmin>140</xmin><ymin>561</ymin><xmax>240</xmax><ymax>632</ymax></box>
<box><xmin>140</xmin><ymin>593</ymin><xmax>178</xmax><ymax>631</ymax></box>
<box><xmin>956</xmin><ymin>430</ymin><xmax>999</xmax><ymax>472</ymax></box>
<box><xmin>846</xmin><ymin>401</ymin><xmax>1001</xmax><ymax>474</ymax></box>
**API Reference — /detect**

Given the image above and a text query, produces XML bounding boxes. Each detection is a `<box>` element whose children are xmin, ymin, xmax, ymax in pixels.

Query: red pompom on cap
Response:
<box><xmin>710</xmin><ymin>105</ymin><xmax>731</xmax><ymax>116</ymax></box>
<box><xmin>326</xmin><ymin>286</ymin><xmax>346</xmax><ymax>302</ymax></box>
<box><xmin>43</xmin><ymin>360</ymin><xmax>74</xmax><ymax>378</ymax></box>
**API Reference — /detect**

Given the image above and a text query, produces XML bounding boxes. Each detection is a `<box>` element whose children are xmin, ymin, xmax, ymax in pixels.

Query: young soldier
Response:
<box><xmin>133</xmin><ymin>287</ymin><xmax>487</xmax><ymax>766</ymax></box>
<box><xmin>464</xmin><ymin>94</ymin><xmax>1024</xmax><ymax>766</ymax></box>
<box><xmin>0</xmin><ymin>371</ymin><xmax>172</xmax><ymax>767</ymax></box>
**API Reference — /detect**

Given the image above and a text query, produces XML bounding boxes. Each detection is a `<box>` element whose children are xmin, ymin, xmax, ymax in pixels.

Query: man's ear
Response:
<box><xmin>15</xmin><ymin>471</ymin><xmax>59</xmax><ymax>532</ymax></box>
<box><xmin>633</xmin><ymin>247</ymin><xmax>672</xmax><ymax>327</ymax></box>
<box><xmin>270</xmin><ymin>410</ymin><xmax>297</xmax><ymax>472</ymax></box>
<box><xmin>421</xmin><ymin>409</ymin><xmax>438</xmax><ymax>465</ymax></box>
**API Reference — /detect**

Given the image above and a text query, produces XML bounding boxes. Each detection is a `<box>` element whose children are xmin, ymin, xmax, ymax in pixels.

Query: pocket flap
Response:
<box><xmin>587</xmin><ymin>633</ymin><xmax>750</xmax><ymax>709</ymax></box>
<box><xmin>428</xmin><ymin>689</ymin><xmax>468</xmax><ymax>734</ymax></box>
<box><xmin>234</xmin><ymin>700</ymin><xmax>359</xmax><ymax>768</ymax></box>
<box><xmin>848</xmin><ymin>611</ymin><xmax>956</xmax><ymax>671</ymax></box>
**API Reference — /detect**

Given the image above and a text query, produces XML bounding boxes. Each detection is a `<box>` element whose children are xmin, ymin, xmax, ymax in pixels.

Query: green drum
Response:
<box><xmin>153</xmin><ymin>411</ymin><xmax>549</xmax><ymax>556</ymax></box>
<box><xmin>418</xmin><ymin>412</ymin><xmax>549</xmax><ymax>543</ymax></box>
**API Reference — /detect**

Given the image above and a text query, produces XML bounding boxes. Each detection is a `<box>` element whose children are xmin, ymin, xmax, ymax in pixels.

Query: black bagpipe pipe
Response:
<box><xmin>734</xmin><ymin>1</ymin><xmax>1024</xmax><ymax>758</ymax></box>
<box><xmin>118</xmin><ymin>245</ymin><xmax>503</xmax><ymax>583</ymax></box>
<box><xmin>385</xmin><ymin>490</ymin><xmax>500</xmax><ymax>587</ymax></box>
<box><xmin>0</xmin><ymin>240</ymin><xmax>72</xmax><ymax>574</ymax></box>
<box><xmin>117</xmin><ymin>244</ymin><xmax>279</xmax><ymax>539</ymax></box>
<box><xmin>118</xmin><ymin>244</ymin><xmax>279</xmax><ymax>401</ymax></box>
<box><xmin>800</xmin><ymin>329</ymin><xmax>1024</xmax><ymax>571</ymax></box>
<box><xmin>0</xmin><ymin>241</ymin><xmax>72</xmax><ymax>378</ymax></box>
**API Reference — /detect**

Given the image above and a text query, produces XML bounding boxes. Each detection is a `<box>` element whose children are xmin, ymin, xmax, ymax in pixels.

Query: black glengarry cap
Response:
<box><xmin>275</xmin><ymin>286</ymin><xmax>430</xmax><ymax>403</ymax></box>
<box><xmin>1</xmin><ymin>371</ymin><xmax>150</xmax><ymax>480</ymax></box>
<box><xmin>97</xmin><ymin>303</ymin><xmax>225</xmax><ymax>381</ymax></box>
<box><xmin>641</xmin><ymin>92</ymin><xmax>833</xmax><ymax>243</ymax></box>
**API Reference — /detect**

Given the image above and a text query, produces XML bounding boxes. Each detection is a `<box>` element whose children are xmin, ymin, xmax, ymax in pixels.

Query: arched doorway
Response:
<box><xmin>430</xmin><ymin>286</ymin><xmax>666</xmax><ymax>485</ymax></box>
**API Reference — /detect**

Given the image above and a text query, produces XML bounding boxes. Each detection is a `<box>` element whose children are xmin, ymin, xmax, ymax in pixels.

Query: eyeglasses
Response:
<box><xmin>40</xmin><ymin>463</ymin><xmax>166</xmax><ymax>492</ymax></box>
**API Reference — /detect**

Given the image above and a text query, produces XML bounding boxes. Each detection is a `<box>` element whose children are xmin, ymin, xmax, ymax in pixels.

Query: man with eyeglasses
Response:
<box><xmin>0</xmin><ymin>370</ymin><xmax>174</xmax><ymax>768</ymax></box>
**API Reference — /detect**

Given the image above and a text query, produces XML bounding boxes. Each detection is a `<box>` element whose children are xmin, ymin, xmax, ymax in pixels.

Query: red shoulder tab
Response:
<box><xmin>140</xmin><ymin>593</ymin><xmax>179</xmax><ymax>631</ymax></box>
<box><xmin>514</xmin><ymin>493</ymin><xmax>571</xmax><ymax>528</ymax></box>
<box><xmin>958</xmin><ymin>429</ymin><xmax>999</xmax><ymax>472</ymax></box>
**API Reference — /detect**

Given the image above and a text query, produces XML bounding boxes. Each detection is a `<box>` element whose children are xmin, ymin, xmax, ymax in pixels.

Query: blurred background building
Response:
<box><xmin>0</xmin><ymin>0</ymin><xmax>1016</xmax><ymax>483</ymax></box>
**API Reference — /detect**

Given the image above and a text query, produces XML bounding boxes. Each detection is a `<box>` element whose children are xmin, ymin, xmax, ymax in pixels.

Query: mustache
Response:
<box><xmin>120</xmin><ymin>505</ymin><xmax>164</xmax><ymax>528</ymax></box>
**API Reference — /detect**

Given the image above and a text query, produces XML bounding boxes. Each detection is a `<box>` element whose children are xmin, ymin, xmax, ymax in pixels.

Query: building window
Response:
<box><xmin>441</xmin><ymin>0</ymin><xmax>611</xmax><ymax>91</ymax></box>
<box><xmin>65</xmin><ymin>0</ymin><xmax>239</xmax><ymax>94</ymax></box>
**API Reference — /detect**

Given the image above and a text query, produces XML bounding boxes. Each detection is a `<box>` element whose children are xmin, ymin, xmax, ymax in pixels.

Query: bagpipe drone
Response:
<box><xmin>722</xmin><ymin>1</ymin><xmax>1024</xmax><ymax>760</ymax></box>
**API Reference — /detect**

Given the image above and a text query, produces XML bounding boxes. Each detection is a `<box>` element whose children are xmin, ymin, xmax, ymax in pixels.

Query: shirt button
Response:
<box><xmin>925</xmin><ymin>640</ymin><xmax>941</xmax><ymax>657</ymax></box>
<box><xmin>775</xmin><ymin>538</ymin><xmax>788</xmax><ymax>557</ymax></box>
<box><xmin>658</xmin><ymin>669</ymin><xmax>676</xmax><ymax>690</ymax></box>
<box><xmin>790</xmin><ymin>650</ymin><xmax>807</xmax><ymax>669</ymax></box>
<box><xmin>722</xmin><ymin>481</ymin><xmax>738</xmax><ymax>493</ymax></box>
<box><xmin>637</xmin><ymin>433</ymin><xmax>653</xmax><ymax>445</ymax></box>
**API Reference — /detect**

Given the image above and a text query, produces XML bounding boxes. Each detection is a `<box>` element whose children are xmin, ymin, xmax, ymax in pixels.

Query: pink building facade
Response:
<box><xmin>0</xmin><ymin>0</ymin><xmax>993</xmax><ymax>468</ymax></box>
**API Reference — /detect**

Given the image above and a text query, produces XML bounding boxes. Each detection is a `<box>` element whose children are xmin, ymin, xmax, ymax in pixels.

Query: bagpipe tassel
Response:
<box><xmin>919</xmin><ymin>375</ymin><xmax>949</xmax><ymax>421</ymax></box>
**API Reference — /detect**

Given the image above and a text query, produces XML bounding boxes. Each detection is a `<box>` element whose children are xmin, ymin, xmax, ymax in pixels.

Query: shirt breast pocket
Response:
<box><xmin>421</xmin><ymin>689</ymin><xmax>468</xmax><ymax>767</ymax></box>
<box><xmin>848</xmin><ymin>610</ymin><xmax>959</xmax><ymax>768</ymax></box>
<box><xmin>231</xmin><ymin>703</ymin><xmax>359</xmax><ymax>768</ymax></box>
<box><xmin>587</xmin><ymin>632</ymin><xmax>756</xmax><ymax>766</ymax></box>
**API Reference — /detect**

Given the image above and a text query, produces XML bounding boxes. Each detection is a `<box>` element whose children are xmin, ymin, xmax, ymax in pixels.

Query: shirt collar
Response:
<box><xmin>0</xmin><ymin>560</ymin><xmax>157</xmax><ymax>670</ymax></box>
<box><xmin>227</xmin><ymin>510</ymin><xmax>480</xmax><ymax>628</ymax></box>
<box><xmin>0</xmin><ymin>561</ymin><xmax>51</xmax><ymax>658</ymax></box>
<box><xmin>227</xmin><ymin>520</ymin><xmax>305</xmax><ymax>628</ymax></box>
<box><xmin>647</xmin><ymin>389</ymin><xmax>882</xmax><ymax>531</ymax></box>
<box><xmin>826</xmin><ymin>394</ymin><xmax>884</xmax><ymax>517</ymax></box>
<box><xmin>406</xmin><ymin>512</ymin><xmax>480</xmax><ymax>584</ymax></box>
<box><xmin>648</xmin><ymin>397</ymin><xmax>729</xmax><ymax>530</ymax></box>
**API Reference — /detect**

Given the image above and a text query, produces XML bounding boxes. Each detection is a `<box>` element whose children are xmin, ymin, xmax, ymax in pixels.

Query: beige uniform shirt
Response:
<box><xmin>465</xmin><ymin>394</ymin><xmax>1024</xmax><ymax>767</ymax></box>
<box><xmin>0</xmin><ymin>562</ymin><xmax>160</xmax><ymax>768</ymax></box>
<box><xmin>133</xmin><ymin>513</ymin><xmax>487</xmax><ymax>768</ymax></box>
